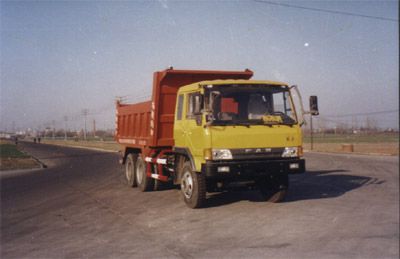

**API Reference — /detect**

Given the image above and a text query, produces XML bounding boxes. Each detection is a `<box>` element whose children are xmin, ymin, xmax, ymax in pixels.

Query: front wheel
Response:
<box><xmin>258</xmin><ymin>174</ymin><xmax>288</xmax><ymax>203</ymax></box>
<box><xmin>180</xmin><ymin>162</ymin><xmax>206</xmax><ymax>208</ymax></box>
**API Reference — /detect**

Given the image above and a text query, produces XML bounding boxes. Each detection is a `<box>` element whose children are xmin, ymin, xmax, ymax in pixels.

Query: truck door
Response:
<box><xmin>183</xmin><ymin>92</ymin><xmax>205</xmax><ymax>159</ymax></box>
<box><xmin>174</xmin><ymin>94</ymin><xmax>185</xmax><ymax>147</ymax></box>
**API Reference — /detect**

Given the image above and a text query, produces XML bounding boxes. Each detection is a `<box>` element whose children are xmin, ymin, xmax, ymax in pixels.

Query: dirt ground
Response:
<box><xmin>2</xmin><ymin>142</ymin><xmax>398</xmax><ymax>258</ymax></box>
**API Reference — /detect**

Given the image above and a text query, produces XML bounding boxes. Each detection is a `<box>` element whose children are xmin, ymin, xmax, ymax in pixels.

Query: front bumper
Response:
<box><xmin>201</xmin><ymin>158</ymin><xmax>305</xmax><ymax>180</ymax></box>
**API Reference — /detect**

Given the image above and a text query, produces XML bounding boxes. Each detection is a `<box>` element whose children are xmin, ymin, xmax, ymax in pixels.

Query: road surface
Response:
<box><xmin>1</xmin><ymin>142</ymin><xmax>398</xmax><ymax>258</ymax></box>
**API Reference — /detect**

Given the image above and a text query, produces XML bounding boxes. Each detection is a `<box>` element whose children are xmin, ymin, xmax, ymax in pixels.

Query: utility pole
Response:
<box><xmin>63</xmin><ymin>116</ymin><xmax>68</xmax><ymax>140</ymax></box>
<box><xmin>82</xmin><ymin>109</ymin><xmax>89</xmax><ymax>141</ymax></box>
<box><xmin>310</xmin><ymin>115</ymin><xmax>314</xmax><ymax>150</ymax></box>
<box><xmin>93</xmin><ymin>119</ymin><xmax>96</xmax><ymax>137</ymax></box>
<box><xmin>52</xmin><ymin>120</ymin><xmax>55</xmax><ymax>140</ymax></box>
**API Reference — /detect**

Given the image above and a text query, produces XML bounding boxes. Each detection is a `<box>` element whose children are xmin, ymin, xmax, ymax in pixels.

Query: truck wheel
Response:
<box><xmin>136</xmin><ymin>155</ymin><xmax>154</xmax><ymax>192</ymax></box>
<box><xmin>125</xmin><ymin>154</ymin><xmax>137</xmax><ymax>187</ymax></box>
<box><xmin>258</xmin><ymin>174</ymin><xmax>288</xmax><ymax>203</ymax></box>
<box><xmin>180</xmin><ymin>162</ymin><xmax>206</xmax><ymax>208</ymax></box>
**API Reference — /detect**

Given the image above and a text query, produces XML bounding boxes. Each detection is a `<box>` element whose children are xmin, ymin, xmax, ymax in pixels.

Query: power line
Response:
<box><xmin>253</xmin><ymin>0</ymin><xmax>399</xmax><ymax>22</ymax></box>
<box><xmin>323</xmin><ymin>109</ymin><xmax>399</xmax><ymax>118</ymax></box>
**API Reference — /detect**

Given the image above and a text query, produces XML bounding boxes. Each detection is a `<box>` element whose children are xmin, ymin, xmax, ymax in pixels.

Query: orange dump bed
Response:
<box><xmin>115</xmin><ymin>68</ymin><xmax>253</xmax><ymax>149</ymax></box>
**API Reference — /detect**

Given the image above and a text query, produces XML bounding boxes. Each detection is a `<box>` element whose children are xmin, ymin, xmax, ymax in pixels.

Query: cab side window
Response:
<box><xmin>176</xmin><ymin>94</ymin><xmax>184</xmax><ymax>120</ymax></box>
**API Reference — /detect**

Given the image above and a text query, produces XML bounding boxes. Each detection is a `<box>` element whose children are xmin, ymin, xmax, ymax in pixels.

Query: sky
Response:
<box><xmin>1</xmin><ymin>0</ymin><xmax>399</xmax><ymax>132</ymax></box>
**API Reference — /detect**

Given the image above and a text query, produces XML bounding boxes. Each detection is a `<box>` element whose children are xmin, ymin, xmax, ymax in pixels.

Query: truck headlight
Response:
<box><xmin>212</xmin><ymin>149</ymin><xmax>233</xmax><ymax>160</ymax></box>
<box><xmin>282</xmin><ymin>147</ymin><xmax>298</xmax><ymax>158</ymax></box>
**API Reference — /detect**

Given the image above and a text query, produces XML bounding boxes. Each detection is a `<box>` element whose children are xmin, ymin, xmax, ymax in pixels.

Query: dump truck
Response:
<box><xmin>115</xmin><ymin>68</ymin><xmax>318</xmax><ymax>208</ymax></box>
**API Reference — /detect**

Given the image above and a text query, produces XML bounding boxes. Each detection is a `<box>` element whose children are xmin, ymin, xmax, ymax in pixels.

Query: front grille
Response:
<box><xmin>230</xmin><ymin>147</ymin><xmax>284</xmax><ymax>160</ymax></box>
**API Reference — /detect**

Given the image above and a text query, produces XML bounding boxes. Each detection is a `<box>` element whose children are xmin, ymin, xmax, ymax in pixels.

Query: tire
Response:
<box><xmin>180</xmin><ymin>162</ymin><xmax>206</xmax><ymax>208</ymax></box>
<box><xmin>258</xmin><ymin>174</ymin><xmax>288</xmax><ymax>203</ymax></box>
<box><xmin>136</xmin><ymin>155</ymin><xmax>154</xmax><ymax>192</ymax></box>
<box><xmin>125</xmin><ymin>154</ymin><xmax>137</xmax><ymax>187</ymax></box>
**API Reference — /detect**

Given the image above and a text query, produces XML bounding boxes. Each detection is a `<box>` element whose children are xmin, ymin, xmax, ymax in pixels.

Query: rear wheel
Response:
<box><xmin>125</xmin><ymin>154</ymin><xmax>137</xmax><ymax>187</ymax></box>
<box><xmin>258</xmin><ymin>174</ymin><xmax>288</xmax><ymax>203</ymax></box>
<box><xmin>180</xmin><ymin>162</ymin><xmax>206</xmax><ymax>208</ymax></box>
<box><xmin>136</xmin><ymin>155</ymin><xmax>154</xmax><ymax>192</ymax></box>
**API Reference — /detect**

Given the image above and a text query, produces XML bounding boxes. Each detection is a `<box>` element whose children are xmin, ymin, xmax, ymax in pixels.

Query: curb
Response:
<box><xmin>41</xmin><ymin>142</ymin><xmax>119</xmax><ymax>153</ymax></box>
<box><xmin>304</xmin><ymin>149</ymin><xmax>396</xmax><ymax>157</ymax></box>
<box><xmin>15</xmin><ymin>145</ymin><xmax>48</xmax><ymax>169</ymax></box>
<box><xmin>30</xmin><ymin>155</ymin><xmax>48</xmax><ymax>169</ymax></box>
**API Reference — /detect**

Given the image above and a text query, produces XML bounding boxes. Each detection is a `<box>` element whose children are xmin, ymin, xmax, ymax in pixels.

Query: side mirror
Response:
<box><xmin>309</xmin><ymin>96</ymin><xmax>319</xmax><ymax>116</ymax></box>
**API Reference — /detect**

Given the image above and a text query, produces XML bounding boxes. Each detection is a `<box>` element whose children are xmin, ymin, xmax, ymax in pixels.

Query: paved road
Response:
<box><xmin>1</xmin><ymin>142</ymin><xmax>399</xmax><ymax>258</ymax></box>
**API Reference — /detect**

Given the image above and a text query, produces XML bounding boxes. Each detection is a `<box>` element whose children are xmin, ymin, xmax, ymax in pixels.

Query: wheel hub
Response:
<box><xmin>181</xmin><ymin>171</ymin><xmax>193</xmax><ymax>199</ymax></box>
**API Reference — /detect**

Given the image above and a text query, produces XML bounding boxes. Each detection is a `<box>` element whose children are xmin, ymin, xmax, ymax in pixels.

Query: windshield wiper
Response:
<box><xmin>280</xmin><ymin>123</ymin><xmax>294</xmax><ymax>127</ymax></box>
<box><xmin>255</xmin><ymin>120</ymin><xmax>294</xmax><ymax>127</ymax></box>
<box><xmin>232</xmin><ymin>121</ymin><xmax>251</xmax><ymax>128</ymax></box>
<box><xmin>209</xmin><ymin>121</ymin><xmax>229</xmax><ymax>126</ymax></box>
<box><xmin>212</xmin><ymin>120</ymin><xmax>251</xmax><ymax>127</ymax></box>
<box><xmin>211</xmin><ymin>120</ymin><xmax>295</xmax><ymax>127</ymax></box>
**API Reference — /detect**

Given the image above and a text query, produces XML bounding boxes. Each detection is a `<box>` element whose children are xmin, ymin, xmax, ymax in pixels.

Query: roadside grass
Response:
<box><xmin>303</xmin><ymin>133</ymin><xmax>399</xmax><ymax>155</ymax></box>
<box><xmin>304</xmin><ymin>133</ymin><xmax>399</xmax><ymax>144</ymax></box>
<box><xmin>0</xmin><ymin>142</ymin><xmax>30</xmax><ymax>158</ymax></box>
<box><xmin>0</xmin><ymin>140</ymin><xmax>40</xmax><ymax>170</ymax></box>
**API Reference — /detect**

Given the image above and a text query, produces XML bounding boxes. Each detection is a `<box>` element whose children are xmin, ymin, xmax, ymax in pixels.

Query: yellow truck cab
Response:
<box><xmin>173</xmin><ymin>80</ymin><xmax>306</xmax><ymax>205</ymax></box>
<box><xmin>116</xmin><ymin>69</ymin><xmax>318</xmax><ymax>208</ymax></box>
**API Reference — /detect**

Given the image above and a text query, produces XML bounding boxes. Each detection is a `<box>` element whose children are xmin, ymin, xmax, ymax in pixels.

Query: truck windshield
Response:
<box><xmin>206</xmin><ymin>85</ymin><xmax>297</xmax><ymax>126</ymax></box>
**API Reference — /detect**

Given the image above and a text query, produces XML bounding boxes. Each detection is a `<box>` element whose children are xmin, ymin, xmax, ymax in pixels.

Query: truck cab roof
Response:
<box><xmin>179</xmin><ymin>79</ymin><xmax>289</xmax><ymax>92</ymax></box>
